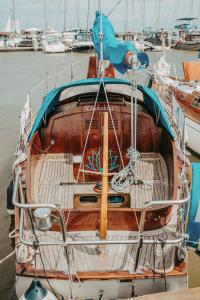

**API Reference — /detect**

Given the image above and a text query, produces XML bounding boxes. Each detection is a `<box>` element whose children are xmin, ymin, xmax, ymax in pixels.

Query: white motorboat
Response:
<box><xmin>43</xmin><ymin>31</ymin><xmax>66</xmax><ymax>53</ymax></box>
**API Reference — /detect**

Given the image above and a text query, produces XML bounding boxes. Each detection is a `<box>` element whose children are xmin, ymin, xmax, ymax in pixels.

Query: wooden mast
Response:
<box><xmin>100</xmin><ymin>112</ymin><xmax>108</xmax><ymax>239</ymax></box>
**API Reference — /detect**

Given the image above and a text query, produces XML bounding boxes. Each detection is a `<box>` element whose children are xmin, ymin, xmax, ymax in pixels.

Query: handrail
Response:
<box><xmin>12</xmin><ymin>170</ymin><xmax>67</xmax><ymax>245</ymax></box>
<box><xmin>12</xmin><ymin>168</ymin><xmax>190</xmax><ymax>248</ymax></box>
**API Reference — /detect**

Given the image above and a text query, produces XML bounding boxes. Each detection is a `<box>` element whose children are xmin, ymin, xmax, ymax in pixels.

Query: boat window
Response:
<box><xmin>74</xmin><ymin>194</ymin><xmax>130</xmax><ymax>208</ymax></box>
<box><xmin>192</xmin><ymin>96</ymin><xmax>200</xmax><ymax>109</ymax></box>
<box><xmin>80</xmin><ymin>196</ymin><xmax>98</xmax><ymax>204</ymax></box>
<box><xmin>78</xmin><ymin>93</ymin><xmax>124</xmax><ymax>103</ymax></box>
<box><xmin>108</xmin><ymin>195</ymin><xmax>125</xmax><ymax>204</ymax></box>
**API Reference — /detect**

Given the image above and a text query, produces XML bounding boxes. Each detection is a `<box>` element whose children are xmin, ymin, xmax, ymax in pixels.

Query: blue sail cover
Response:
<box><xmin>187</xmin><ymin>163</ymin><xmax>200</xmax><ymax>245</ymax></box>
<box><xmin>92</xmin><ymin>11</ymin><xmax>149</xmax><ymax>74</ymax></box>
<box><xmin>28</xmin><ymin>78</ymin><xmax>174</xmax><ymax>142</ymax></box>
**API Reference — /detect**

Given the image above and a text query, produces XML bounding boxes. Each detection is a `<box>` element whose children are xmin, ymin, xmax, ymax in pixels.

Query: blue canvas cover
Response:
<box><xmin>28</xmin><ymin>78</ymin><xmax>130</xmax><ymax>141</ymax></box>
<box><xmin>187</xmin><ymin>163</ymin><xmax>200</xmax><ymax>244</ymax></box>
<box><xmin>28</xmin><ymin>78</ymin><xmax>174</xmax><ymax>142</ymax></box>
<box><xmin>137</xmin><ymin>85</ymin><xmax>174</xmax><ymax>139</ymax></box>
<box><xmin>92</xmin><ymin>11</ymin><xmax>149</xmax><ymax>74</ymax></box>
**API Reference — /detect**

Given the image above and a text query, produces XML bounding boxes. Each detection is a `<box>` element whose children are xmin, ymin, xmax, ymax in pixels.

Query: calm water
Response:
<box><xmin>0</xmin><ymin>50</ymin><xmax>200</xmax><ymax>299</ymax></box>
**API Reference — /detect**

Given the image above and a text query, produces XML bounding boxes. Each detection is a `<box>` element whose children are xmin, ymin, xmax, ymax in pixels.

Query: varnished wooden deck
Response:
<box><xmin>32</xmin><ymin>152</ymin><xmax>169</xmax><ymax>209</ymax></box>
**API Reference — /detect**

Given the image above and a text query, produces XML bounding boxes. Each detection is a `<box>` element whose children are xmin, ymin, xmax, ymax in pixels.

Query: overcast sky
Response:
<box><xmin>0</xmin><ymin>0</ymin><xmax>200</xmax><ymax>32</ymax></box>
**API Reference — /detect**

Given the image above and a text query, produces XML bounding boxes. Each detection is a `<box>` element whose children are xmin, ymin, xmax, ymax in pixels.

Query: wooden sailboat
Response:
<box><xmin>12</xmin><ymin>8</ymin><xmax>191</xmax><ymax>300</ymax></box>
<box><xmin>153</xmin><ymin>58</ymin><xmax>200</xmax><ymax>155</ymax></box>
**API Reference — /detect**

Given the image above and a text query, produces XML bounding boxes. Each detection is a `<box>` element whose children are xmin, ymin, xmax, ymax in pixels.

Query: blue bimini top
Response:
<box><xmin>28</xmin><ymin>77</ymin><xmax>174</xmax><ymax>142</ymax></box>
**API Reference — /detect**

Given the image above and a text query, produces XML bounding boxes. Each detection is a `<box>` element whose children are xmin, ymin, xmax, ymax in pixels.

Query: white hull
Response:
<box><xmin>186</xmin><ymin>116</ymin><xmax>200</xmax><ymax>155</ymax></box>
<box><xmin>16</xmin><ymin>275</ymin><xmax>187</xmax><ymax>299</ymax></box>
<box><xmin>151</xmin><ymin>46</ymin><xmax>171</xmax><ymax>52</ymax></box>
<box><xmin>43</xmin><ymin>47</ymin><xmax>65</xmax><ymax>53</ymax></box>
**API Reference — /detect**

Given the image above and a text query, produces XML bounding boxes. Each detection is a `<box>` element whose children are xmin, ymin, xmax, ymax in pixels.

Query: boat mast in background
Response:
<box><xmin>86</xmin><ymin>0</ymin><xmax>90</xmax><ymax>32</ymax></box>
<box><xmin>64</xmin><ymin>0</ymin><xmax>67</xmax><ymax>31</ymax></box>
<box><xmin>12</xmin><ymin>0</ymin><xmax>16</xmax><ymax>34</ymax></box>
<box><xmin>44</xmin><ymin>0</ymin><xmax>47</xmax><ymax>32</ymax></box>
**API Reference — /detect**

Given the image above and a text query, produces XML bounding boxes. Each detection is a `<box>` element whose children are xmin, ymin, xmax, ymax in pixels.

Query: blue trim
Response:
<box><xmin>187</xmin><ymin>163</ymin><xmax>200</xmax><ymax>244</ymax></box>
<box><xmin>28</xmin><ymin>77</ymin><xmax>174</xmax><ymax>141</ymax></box>
<box><xmin>137</xmin><ymin>85</ymin><xmax>174</xmax><ymax>139</ymax></box>
<box><xmin>28</xmin><ymin>78</ymin><xmax>130</xmax><ymax>141</ymax></box>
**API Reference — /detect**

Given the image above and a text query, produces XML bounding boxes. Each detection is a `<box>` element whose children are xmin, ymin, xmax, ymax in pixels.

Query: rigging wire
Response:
<box><xmin>43</xmin><ymin>0</ymin><xmax>49</xmax><ymax>96</ymax></box>
<box><xmin>107</xmin><ymin>0</ymin><xmax>123</xmax><ymax>17</ymax></box>
<box><xmin>76</xmin><ymin>81</ymin><xmax>102</xmax><ymax>184</ymax></box>
<box><xmin>101</xmin><ymin>79</ymin><xmax>125</xmax><ymax>169</ymax></box>
<box><xmin>101</xmin><ymin>79</ymin><xmax>142</xmax><ymax>233</ymax></box>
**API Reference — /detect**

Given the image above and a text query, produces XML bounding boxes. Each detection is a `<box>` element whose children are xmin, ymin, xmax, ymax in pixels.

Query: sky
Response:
<box><xmin>0</xmin><ymin>0</ymin><xmax>200</xmax><ymax>32</ymax></box>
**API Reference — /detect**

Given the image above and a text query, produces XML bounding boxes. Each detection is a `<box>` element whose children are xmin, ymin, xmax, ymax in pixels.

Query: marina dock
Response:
<box><xmin>0</xmin><ymin>47</ymin><xmax>42</xmax><ymax>52</ymax></box>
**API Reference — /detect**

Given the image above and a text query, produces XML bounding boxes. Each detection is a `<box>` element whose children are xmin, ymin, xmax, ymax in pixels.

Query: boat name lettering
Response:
<box><xmin>85</xmin><ymin>105</ymin><xmax>114</xmax><ymax>111</ymax></box>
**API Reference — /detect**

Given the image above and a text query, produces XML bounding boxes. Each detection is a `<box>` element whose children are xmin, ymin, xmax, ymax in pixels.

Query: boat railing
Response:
<box><xmin>20</xmin><ymin>55</ymin><xmax>90</xmax><ymax>141</ymax></box>
<box><xmin>153</xmin><ymin>75</ymin><xmax>187</xmax><ymax>155</ymax></box>
<box><xmin>12</xmin><ymin>168</ymin><xmax>190</xmax><ymax>248</ymax></box>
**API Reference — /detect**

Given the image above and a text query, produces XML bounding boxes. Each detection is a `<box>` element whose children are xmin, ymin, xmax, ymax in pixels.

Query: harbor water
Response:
<box><xmin>0</xmin><ymin>50</ymin><xmax>200</xmax><ymax>299</ymax></box>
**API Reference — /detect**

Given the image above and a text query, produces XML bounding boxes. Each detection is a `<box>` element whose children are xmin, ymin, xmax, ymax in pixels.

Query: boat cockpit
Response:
<box><xmin>26</xmin><ymin>80</ymin><xmax>177</xmax><ymax>232</ymax></box>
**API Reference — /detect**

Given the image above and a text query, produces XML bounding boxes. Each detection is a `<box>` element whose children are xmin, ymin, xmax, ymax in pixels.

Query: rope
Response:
<box><xmin>0</xmin><ymin>250</ymin><xmax>15</xmax><ymax>265</ymax></box>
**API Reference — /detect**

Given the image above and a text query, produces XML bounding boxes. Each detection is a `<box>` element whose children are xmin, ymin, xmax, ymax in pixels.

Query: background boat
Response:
<box><xmin>172</xmin><ymin>18</ymin><xmax>200</xmax><ymax>51</ymax></box>
<box><xmin>153</xmin><ymin>57</ymin><xmax>200</xmax><ymax>155</ymax></box>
